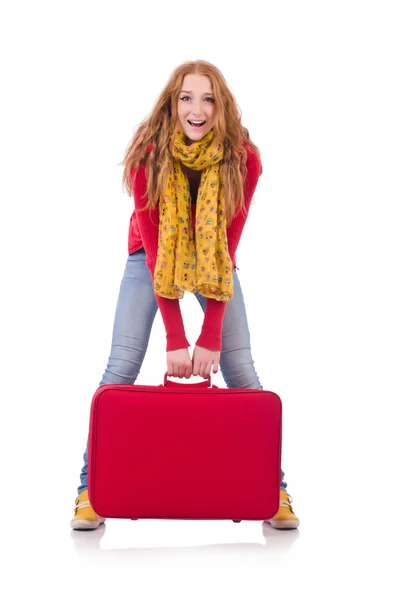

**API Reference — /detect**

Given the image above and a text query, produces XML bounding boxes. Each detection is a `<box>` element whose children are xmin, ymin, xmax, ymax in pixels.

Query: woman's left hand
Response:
<box><xmin>192</xmin><ymin>345</ymin><xmax>220</xmax><ymax>379</ymax></box>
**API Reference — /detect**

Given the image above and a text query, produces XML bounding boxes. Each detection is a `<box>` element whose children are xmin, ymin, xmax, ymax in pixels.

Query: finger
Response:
<box><xmin>213</xmin><ymin>357</ymin><xmax>219</xmax><ymax>374</ymax></box>
<box><xmin>167</xmin><ymin>361</ymin><xmax>173</xmax><ymax>376</ymax></box>
<box><xmin>204</xmin><ymin>361</ymin><xmax>212</xmax><ymax>379</ymax></box>
<box><xmin>192</xmin><ymin>359</ymin><xmax>199</xmax><ymax>377</ymax></box>
<box><xmin>177</xmin><ymin>365</ymin><xmax>184</xmax><ymax>379</ymax></box>
<box><xmin>199</xmin><ymin>362</ymin><xmax>206</xmax><ymax>379</ymax></box>
<box><xmin>185</xmin><ymin>362</ymin><xmax>192</xmax><ymax>379</ymax></box>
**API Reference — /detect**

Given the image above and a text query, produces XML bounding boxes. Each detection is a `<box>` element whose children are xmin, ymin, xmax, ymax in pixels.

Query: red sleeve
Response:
<box><xmin>130</xmin><ymin>163</ymin><xmax>190</xmax><ymax>351</ymax></box>
<box><xmin>227</xmin><ymin>145</ymin><xmax>262</xmax><ymax>264</ymax></box>
<box><xmin>195</xmin><ymin>298</ymin><xmax>227</xmax><ymax>351</ymax></box>
<box><xmin>195</xmin><ymin>146</ymin><xmax>262</xmax><ymax>351</ymax></box>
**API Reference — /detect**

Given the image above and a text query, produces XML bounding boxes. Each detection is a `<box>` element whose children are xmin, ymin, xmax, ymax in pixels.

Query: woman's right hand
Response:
<box><xmin>166</xmin><ymin>348</ymin><xmax>193</xmax><ymax>379</ymax></box>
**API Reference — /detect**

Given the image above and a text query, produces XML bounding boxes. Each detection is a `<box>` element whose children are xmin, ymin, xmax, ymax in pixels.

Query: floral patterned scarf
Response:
<box><xmin>153</xmin><ymin>127</ymin><xmax>233</xmax><ymax>301</ymax></box>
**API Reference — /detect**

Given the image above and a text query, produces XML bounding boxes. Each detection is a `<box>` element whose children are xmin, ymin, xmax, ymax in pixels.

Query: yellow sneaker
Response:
<box><xmin>263</xmin><ymin>490</ymin><xmax>300</xmax><ymax>529</ymax></box>
<box><xmin>70</xmin><ymin>490</ymin><xmax>106</xmax><ymax>530</ymax></box>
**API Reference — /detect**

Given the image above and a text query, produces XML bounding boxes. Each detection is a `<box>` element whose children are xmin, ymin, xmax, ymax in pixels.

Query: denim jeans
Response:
<box><xmin>78</xmin><ymin>249</ymin><xmax>287</xmax><ymax>494</ymax></box>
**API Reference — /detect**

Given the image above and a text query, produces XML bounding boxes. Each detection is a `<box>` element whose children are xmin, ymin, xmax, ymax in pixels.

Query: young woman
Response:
<box><xmin>71</xmin><ymin>60</ymin><xmax>300</xmax><ymax>531</ymax></box>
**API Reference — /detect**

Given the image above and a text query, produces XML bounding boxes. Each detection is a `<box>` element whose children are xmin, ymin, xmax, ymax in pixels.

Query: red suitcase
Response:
<box><xmin>88</xmin><ymin>375</ymin><xmax>282</xmax><ymax>521</ymax></box>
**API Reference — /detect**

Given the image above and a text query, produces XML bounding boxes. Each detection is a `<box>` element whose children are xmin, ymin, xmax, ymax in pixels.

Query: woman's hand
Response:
<box><xmin>192</xmin><ymin>345</ymin><xmax>220</xmax><ymax>379</ymax></box>
<box><xmin>166</xmin><ymin>348</ymin><xmax>193</xmax><ymax>379</ymax></box>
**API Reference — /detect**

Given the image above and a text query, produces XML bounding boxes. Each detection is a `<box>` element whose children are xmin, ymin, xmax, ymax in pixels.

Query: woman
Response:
<box><xmin>71</xmin><ymin>60</ymin><xmax>300</xmax><ymax>530</ymax></box>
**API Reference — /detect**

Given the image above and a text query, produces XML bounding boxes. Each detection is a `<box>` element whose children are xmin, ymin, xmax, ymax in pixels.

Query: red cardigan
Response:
<box><xmin>128</xmin><ymin>143</ymin><xmax>261</xmax><ymax>352</ymax></box>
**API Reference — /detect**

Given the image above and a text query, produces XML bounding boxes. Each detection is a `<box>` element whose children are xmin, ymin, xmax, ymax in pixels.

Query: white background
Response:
<box><xmin>1</xmin><ymin>0</ymin><xmax>396</xmax><ymax>597</ymax></box>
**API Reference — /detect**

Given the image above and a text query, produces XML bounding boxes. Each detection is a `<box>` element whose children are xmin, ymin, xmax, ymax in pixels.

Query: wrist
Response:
<box><xmin>166</xmin><ymin>336</ymin><xmax>190</xmax><ymax>352</ymax></box>
<box><xmin>196</xmin><ymin>331</ymin><xmax>222</xmax><ymax>352</ymax></box>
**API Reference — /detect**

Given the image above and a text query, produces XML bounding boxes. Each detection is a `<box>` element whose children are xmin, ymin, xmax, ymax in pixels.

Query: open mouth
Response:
<box><xmin>188</xmin><ymin>120</ymin><xmax>206</xmax><ymax>128</ymax></box>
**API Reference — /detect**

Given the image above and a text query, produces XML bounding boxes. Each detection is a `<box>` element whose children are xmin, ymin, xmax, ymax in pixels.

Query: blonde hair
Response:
<box><xmin>120</xmin><ymin>59</ymin><xmax>262</xmax><ymax>224</ymax></box>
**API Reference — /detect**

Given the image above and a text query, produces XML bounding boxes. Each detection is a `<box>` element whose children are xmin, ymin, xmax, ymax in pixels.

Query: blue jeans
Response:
<box><xmin>78</xmin><ymin>250</ymin><xmax>287</xmax><ymax>494</ymax></box>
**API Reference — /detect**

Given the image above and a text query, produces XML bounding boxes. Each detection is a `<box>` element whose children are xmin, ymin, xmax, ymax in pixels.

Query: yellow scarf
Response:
<box><xmin>153</xmin><ymin>127</ymin><xmax>233</xmax><ymax>301</ymax></box>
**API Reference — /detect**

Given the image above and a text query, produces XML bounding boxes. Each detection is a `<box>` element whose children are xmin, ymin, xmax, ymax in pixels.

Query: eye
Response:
<box><xmin>205</xmin><ymin>97</ymin><xmax>215</xmax><ymax>103</ymax></box>
<box><xmin>180</xmin><ymin>96</ymin><xmax>190</xmax><ymax>101</ymax></box>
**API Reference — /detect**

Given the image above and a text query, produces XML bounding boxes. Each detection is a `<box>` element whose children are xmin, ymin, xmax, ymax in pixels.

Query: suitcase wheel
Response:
<box><xmin>130</xmin><ymin>518</ymin><xmax>138</xmax><ymax>520</ymax></box>
<box><xmin>232</xmin><ymin>519</ymin><xmax>241</xmax><ymax>523</ymax></box>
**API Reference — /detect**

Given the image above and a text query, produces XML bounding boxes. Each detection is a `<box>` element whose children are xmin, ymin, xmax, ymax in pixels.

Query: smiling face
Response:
<box><xmin>177</xmin><ymin>74</ymin><xmax>216</xmax><ymax>145</ymax></box>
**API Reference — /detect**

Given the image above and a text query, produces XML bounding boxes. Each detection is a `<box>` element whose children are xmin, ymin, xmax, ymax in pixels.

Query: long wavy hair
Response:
<box><xmin>120</xmin><ymin>60</ymin><xmax>262</xmax><ymax>224</ymax></box>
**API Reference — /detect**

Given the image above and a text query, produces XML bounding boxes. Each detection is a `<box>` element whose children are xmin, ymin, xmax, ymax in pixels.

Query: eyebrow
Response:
<box><xmin>180</xmin><ymin>90</ymin><xmax>214</xmax><ymax>96</ymax></box>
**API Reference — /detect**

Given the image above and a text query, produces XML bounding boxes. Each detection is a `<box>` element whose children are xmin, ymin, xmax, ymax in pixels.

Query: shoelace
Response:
<box><xmin>75</xmin><ymin>500</ymin><xmax>91</xmax><ymax>513</ymax></box>
<box><xmin>280</xmin><ymin>494</ymin><xmax>294</xmax><ymax>510</ymax></box>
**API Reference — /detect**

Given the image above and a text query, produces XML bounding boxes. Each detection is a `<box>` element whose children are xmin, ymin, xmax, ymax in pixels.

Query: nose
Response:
<box><xmin>191</xmin><ymin>101</ymin><xmax>203</xmax><ymax>117</ymax></box>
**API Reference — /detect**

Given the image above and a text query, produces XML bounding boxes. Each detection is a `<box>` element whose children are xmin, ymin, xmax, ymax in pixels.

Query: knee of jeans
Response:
<box><xmin>99</xmin><ymin>348</ymin><xmax>145</xmax><ymax>385</ymax></box>
<box><xmin>220</xmin><ymin>356</ymin><xmax>262</xmax><ymax>389</ymax></box>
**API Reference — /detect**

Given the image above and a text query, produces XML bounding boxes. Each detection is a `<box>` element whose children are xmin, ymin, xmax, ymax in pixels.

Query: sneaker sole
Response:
<box><xmin>70</xmin><ymin>518</ymin><xmax>106</xmax><ymax>530</ymax></box>
<box><xmin>263</xmin><ymin>519</ymin><xmax>300</xmax><ymax>530</ymax></box>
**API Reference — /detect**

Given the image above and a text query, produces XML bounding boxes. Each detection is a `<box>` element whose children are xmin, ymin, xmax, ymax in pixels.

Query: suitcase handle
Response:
<box><xmin>163</xmin><ymin>373</ymin><xmax>214</xmax><ymax>388</ymax></box>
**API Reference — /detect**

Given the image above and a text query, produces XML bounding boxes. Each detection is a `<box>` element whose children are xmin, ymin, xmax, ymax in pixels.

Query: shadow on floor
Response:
<box><xmin>70</xmin><ymin>521</ymin><xmax>300</xmax><ymax>558</ymax></box>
